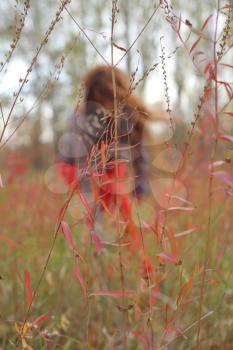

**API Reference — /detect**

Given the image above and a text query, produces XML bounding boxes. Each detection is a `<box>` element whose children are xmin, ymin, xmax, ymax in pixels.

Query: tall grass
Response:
<box><xmin>0</xmin><ymin>1</ymin><xmax>233</xmax><ymax>349</ymax></box>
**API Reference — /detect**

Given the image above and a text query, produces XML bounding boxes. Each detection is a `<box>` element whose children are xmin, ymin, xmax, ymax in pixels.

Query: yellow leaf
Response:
<box><xmin>22</xmin><ymin>337</ymin><xmax>34</xmax><ymax>350</ymax></box>
<box><xmin>60</xmin><ymin>314</ymin><xmax>70</xmax><ymax>331</ymax></box>
<box><xmin>15</xmin><ymin>322</ymin><xmax>27</xmax><ymax>336</ymax></box>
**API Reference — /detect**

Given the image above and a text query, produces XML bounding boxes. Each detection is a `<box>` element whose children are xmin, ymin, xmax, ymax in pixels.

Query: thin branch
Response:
<box><xmin>64</xmin><ymin>5</ymin><xmax>109</xmax><ymax>65</ymax></box>
<box><xmin>115</xmin><ymin>2</ymin><xmax>160</xmax><ymax>67</ymax></box>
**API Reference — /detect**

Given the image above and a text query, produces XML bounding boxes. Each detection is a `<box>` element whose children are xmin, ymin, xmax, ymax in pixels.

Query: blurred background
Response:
<box><xmin>1</xmin><ymin>2</ymin><xmax>233</xmax><ymax>349</ymax></box>
<box><xmin>1</xmin><ymin>0</ymin><xmax>231</xmax><ymax>169</ymax></box>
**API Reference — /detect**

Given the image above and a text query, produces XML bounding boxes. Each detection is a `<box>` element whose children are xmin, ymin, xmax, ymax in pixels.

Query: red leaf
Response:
<box><xmin>219</xmin><ymin>63</ymin><xmax>233</xmax><ymax>69</ymax></box>
<box><xmin>89</xmin><ymin>290</ymin><xmax>135</xmax><ymax>298</ymax></box>
<box><xmin>74</xmin><ymin>179</ymin><xmax>94</xmax><ymax>224</ymax></box>
<box><xmin>176</xmin><ymin>274</ymin><xmax>193</xmax><ymax>305</ymax></box>
<box><xmin>204</xmin><ymin>61</ymin><xmax>213</xmax><ymax>74</ymax></box>
<box><xmin>156</xmin><ymin>252</ymin><xmax>181</xmax><ymax>266</ymax></box>
<box><xmin>189</xmin><ymin>37</ymin><xmax>202</xmax><ymax>54</ymax></box>
<box><xmin>77</xmin><ymin>190</ymin><xmax>94</xmax><ymax>223</ymax></box>
<box><xmin>61</xmin><ymin>221</ymin><xmax>83</xmax><ymax>259</ymax></box>
<box><xmin>220</xmin><ymin>111</ymin><xmax>233</xmax><ymax>118</ymax></box>
<box><xmin>189</xmin><ymin>14</ymin><xmax>213</xmax><ymax>54</ymax></box>
<box><xmin>133</xmin><ymin>332</ymin><xmax>150</xmax><ymax>350</ymax></box>
<box><xmin>204</xmin><ymin>61</ymin><xmax>215</xmax><ymax>78</ymax></box>
<box><xmin>218</xmin><ymin>133</ymin><xmax>233</xmax><ymax>143</ymax></box>
<box><xmin>212</xmin><ymin>171</ymin><xmax>233</xmax><ymax>187</ymax></box>
<box><xmin>24</xmin><ymin>270</ymin><xmax>32</xmax><ymax>308</ymax></box>
<box><xmin>102</xmin><ymin>241</ymin><xmax>130</xmax><ymax>247</ymax></box>
<box><xmin>142</xmin><ymin>257</ymin><xmax>154</xmax><ymax>277</ymax></box>
<box><xmin>31</xmin><ymin>314</ymin><xmax>48</xmax><ymax>328</ymax></box>
<box><xmin>192</xmin><ymin>51</ymin><xmax>207</xmax><ymax>64</ymax></box>
<box><xmin>200</xmin><ymin>13</ymin><xmax>213</xmax><ymax>31</ymax></box>
<box><xmin>91</xmin><ymin>231</ymin><xmax>102</xmax><ymax>254</ymax></box>
<box><xmin>173</xmin><ymin>227</ymin><xmax>198</xmax><ymax>239</ymax></box>
<box><xmin>0</xmin><ymin>235</ymin><xmax>22</xmax><ymax>249</ymax></box>
<box><xmin>165</xmin><ymin>194</ymin><xmax>194</xmax><ymax>206</ymax></box>
<box><xmin>208</xmin><ymin>160</ymin><xmax>226</xmax><ymax>170</ymax></box>
<box><xmin>217</xmin><ymin>81</ymin><xmax>233</xmax><ymax>95</ymax></box>
<box><xmin>73</xmin><ymin>266</ymin><xmax>87</xmax><ymax>296</ymax></box>
<box><xmin>165</xmin><ymin>206</ymin><xmax>195</xmax><ymax>211</ymax></box>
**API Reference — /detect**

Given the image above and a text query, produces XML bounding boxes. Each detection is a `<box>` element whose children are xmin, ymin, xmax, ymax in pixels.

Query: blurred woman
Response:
<box><xmin>57</xmin><ymin>64</ymin><xmax>151</xmax><ymax>245</ymax></box>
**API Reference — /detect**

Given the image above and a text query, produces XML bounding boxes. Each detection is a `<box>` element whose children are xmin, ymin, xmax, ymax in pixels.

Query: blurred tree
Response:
<box><xmin>0</xmin><ymin>0</ymin><xmax>230</xmax><ymax>167</ymax></box>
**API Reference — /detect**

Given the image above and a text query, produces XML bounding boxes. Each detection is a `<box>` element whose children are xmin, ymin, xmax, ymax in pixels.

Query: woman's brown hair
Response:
<box><xmin>80</xmin><ymin>65</ymin><xmax>151</xmax><ymax>136</ymax></box>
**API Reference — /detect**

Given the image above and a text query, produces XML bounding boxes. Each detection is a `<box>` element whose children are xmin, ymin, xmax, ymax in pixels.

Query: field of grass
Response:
<box><xmin>0</xmin><ymin>1</ymin><xmax>233</xmax><ymax>349</ymax></box>
<box><xmin>0</xmin><ymin>146</ymin><xmax>233</xmax><ymax>350</ymax></box>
